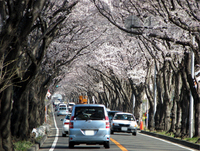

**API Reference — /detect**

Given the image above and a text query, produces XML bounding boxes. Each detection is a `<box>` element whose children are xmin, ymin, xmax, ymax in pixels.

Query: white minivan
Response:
<box><xmin>68</xmin><ymin>104</ymin><xmax>110</xmax><ymax>148</ymax></box>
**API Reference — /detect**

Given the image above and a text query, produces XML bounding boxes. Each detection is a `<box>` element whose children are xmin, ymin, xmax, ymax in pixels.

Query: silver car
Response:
<box><xmin>111</xmin><ymin>112</ymin><xmax>138</xmax><ymax>136</ymax></box>
<box><xmin>57</xmin><ymin>106</ymin><xmax>69</xmax><ymax>116</ymax></box>
<box><xmin>68</xmin><ymin>104</ymin><xmax>110</xmax><ymax>148</ymax></box>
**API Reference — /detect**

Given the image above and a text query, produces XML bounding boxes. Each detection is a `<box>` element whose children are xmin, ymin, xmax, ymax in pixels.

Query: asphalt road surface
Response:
<box><xmin>38</xmin><ymin>110</ymin><xmax>196</xmax><ymax>151</ymax></box>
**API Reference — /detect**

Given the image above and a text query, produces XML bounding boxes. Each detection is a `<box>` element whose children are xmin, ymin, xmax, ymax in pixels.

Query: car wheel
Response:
<box><xmin>69</xmin><ymin>142</ymin><xmax>74</xmax><ymax>148</ymax></box>
<box><xmin>132</xmin><ymin>132</ymin><xmax>137</xmax><ymax>136</ymax></box>
<box><xmin>104</xmin><ymin>141</ymin><xmax>110</xmax><ymax>149</ymax></box>
<box><xmin>62</xmin><ymin>133</ymin><xmax>66</xmax><ymax>137</ymax></box>
<box><xmin>111</xmin><ymin>130</ymin><xmax>114</xmax><ymax>134</ymax></box>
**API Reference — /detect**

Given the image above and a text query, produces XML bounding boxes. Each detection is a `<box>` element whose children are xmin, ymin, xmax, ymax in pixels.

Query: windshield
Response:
<box><xmin>74</xmin><ymin>107</ymin><xmax>105</xmax><ymax>120</ymax></box>
<box><xmin>114</xmin><ymin>114</ymin><xmax>135</xmax><ymax>121</ymax></box>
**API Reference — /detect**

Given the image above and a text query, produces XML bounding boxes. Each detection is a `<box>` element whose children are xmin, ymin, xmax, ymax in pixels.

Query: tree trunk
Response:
<box><xmin>0</xmin><ymin>84</ymin><xmax>13</xmax><ymax>151</ymax></box>
<box><xmin>180</xmin><ymin>86</ymin><xmax>190</xmax><ymax>138</ymax></box>
<box><xmin>170</xmin><ymin>99</ymin><xmax>177</xmax><ymax>133</ymax></box>
<box><xmin>175</xmin><ymin>100</ymin><xmax>182</xmax><ymax>137</ymax></box>
<box><xmin>194</xmin><ymin>98</ymin><xmax>200</xmax><ymax>137</ymax></box>
<box><xmin>155</xmin><ymin>72</ymin><xmax>164</xmax><ymax>130</ymax></box>
<box><xmin>29</xmin><ymin>87</ymin><xmax>40</xmax><ymax>131</ymax></box>
<box><xmin>164</xmin><ymin>101</ymin><xmax>171</xmax><ymax>131</ymax></box>
<box><xmin>169</xmin><ymin>71</ymin><xmax>181</xmax><ymax>134</ymax></box>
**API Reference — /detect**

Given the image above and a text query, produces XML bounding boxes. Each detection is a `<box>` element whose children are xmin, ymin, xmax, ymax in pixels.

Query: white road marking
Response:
<box><xmin>139</xmin><ymin>133</ymin><xmax>195</xmax><ymax>151</ymax></box>
<box><xmin>49</xmin><ymin>108</ymin><xmax>59</xmax><ymax>151</ymax></box>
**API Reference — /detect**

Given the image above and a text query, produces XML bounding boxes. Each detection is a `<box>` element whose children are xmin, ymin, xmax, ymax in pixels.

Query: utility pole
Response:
<box><xmin>133</xmin><ymin>94</ymin><xmax>135</xmax><ymax>115</ymax></box>
<box><xmin>189</xmin><ymin>35</ymin><xmax>195</xmax><ymax>138</ymax></box>
<box><xmin>154</xmin><ymin>62</ymin><xmax>157</xmax><ymax>117</ymax></box>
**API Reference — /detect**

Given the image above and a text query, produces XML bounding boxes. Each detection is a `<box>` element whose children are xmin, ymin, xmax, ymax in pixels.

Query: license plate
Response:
<box><xmin>85</xmin><ymin>130</ymin><xmax>94</xmax><ymax>135</ymax></box>
<box><xmin>121</xmin><ymin>127</ymin><xmax>127</xmax><ymax>131</ymax></box>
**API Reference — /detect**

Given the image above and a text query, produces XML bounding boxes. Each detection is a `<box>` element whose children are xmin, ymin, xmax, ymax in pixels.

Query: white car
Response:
<box><xmin>111</xmin><ymin>112</ymin><xmax>138</xmax><ymax>136</ymax></box>
<box><xmin>61</xmin><ymin>113</ymin><xmax>71</xmax><ymax>137</ymax></box>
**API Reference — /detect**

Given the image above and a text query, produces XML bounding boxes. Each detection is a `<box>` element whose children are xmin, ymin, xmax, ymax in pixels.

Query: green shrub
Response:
<box><xmin>14</xmin><ymin>140</ymin><xmax>33</xmax><ymax>151</ymax></box>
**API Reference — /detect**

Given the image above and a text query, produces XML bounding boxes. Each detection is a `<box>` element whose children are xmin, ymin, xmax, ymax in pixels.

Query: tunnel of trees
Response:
<box><xmin>0</xmin><ymin>0</ymin><xmax>199</xmax><ymax>150</ymax></box>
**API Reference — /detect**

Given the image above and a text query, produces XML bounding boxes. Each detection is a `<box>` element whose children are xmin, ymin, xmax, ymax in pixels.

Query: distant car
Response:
<box><xmin>67</xmin><ymin>102</ymin><xmax>75</xmax><ymax>112</ymax></box>
<box><xmin>60</xmin><ymin>113</ymin><xmax>71</xmax><ymax>137</ymax></box>
<box><xmin>111</xmin><ymin>112</ymin><xmax>138</xmax><ymax>136</ymax></box>
<box><xmin>57</xmin><ymin>106</ymin><xmax>69</xmax><ymax>116</ymax></box>
<box><xmin>68</xmin><ymin>104</ymin><xmax>110</xmax><ymax>148</ymax></box>
<box><xmin>55</xmin><ymin>105</ymin><xmax>58</xmax><ymax>111</ymax></box>
<box><xmin>58</xmin><ymin>103</ymin><xmax>67</xmax><ymax>108</ymax></box>
<box><xmin>107</xmin><ymin>110</ymin><xmax>121</xmax><ymax>122</ymax></box>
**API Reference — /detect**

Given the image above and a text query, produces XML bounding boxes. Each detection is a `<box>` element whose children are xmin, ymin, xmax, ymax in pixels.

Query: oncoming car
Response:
<box><xmin>68</xmin><ymin>104</ymin><xmax>110</xmax><ymax>148</ymax></box>
<box><xmin>111</xmin><ymin>112</ymin><xmax>138</xmax><ymax>136</ymax></box>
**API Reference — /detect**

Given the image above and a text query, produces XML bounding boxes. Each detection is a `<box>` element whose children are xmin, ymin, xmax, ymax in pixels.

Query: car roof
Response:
<box><xmin>115</xmin><ymin>112</ymin><xmax>133</xmax><ymax>115</ymax></box>
<box><xmin>68</xmin><ymin>102</ymin><xmax>75</xmax><ymax>104</ymax></box>
<box><xmin>74</xmin><ymin>104</ymin><xmax>105</xmax><ymax>107</ymax></box>
<box><xmin>108</xmin><ymin>110</ymin><xmax>121</xmax><ymax>113</ymax></box>
<box><xmin>59</xmin><ymin>103</ymin><xmax>66</xmax><ymax>105</ymax></box>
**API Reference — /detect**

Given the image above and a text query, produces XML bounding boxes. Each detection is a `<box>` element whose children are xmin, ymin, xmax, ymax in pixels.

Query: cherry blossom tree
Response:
<box><xmin>92</xmin><ymin>0</ymin><xmax>200</xmax><ymax>137</ymax></box>
<box><xmin>0</xmin><ymin>0</ymin><xmax>78</xmax><ymax>150</ymax></box>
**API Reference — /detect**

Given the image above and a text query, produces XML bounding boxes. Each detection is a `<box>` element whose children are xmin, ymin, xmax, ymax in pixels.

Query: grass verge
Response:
<box><xmin>143</xmin><ymin>129</ymin><xmax>200</xmax><ymax>144</ymax></box>
<box><xmin>14</xmin><ymin>140</ymin><xmax>33</xmax><ymax>151</ymax></box>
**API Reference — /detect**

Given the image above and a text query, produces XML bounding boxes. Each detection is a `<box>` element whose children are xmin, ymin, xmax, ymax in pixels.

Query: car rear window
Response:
<box><xmin>65</xmin><ymin>114</ymin><xmax>71</xmax><ymax>119</ymax></box>
<box><xmin>59</xmin><ymin>107</ymin><xmax>67</xmax><ymax>110</ymax></box>
<box><xmin>74</xmin><ymin>107</ymin><xmax>105</xmax><ymax>120</ymax></box>
<box><xmin>60</xmin><ymin>105</ymin><xmax>66</xmax><ymax>107</ymax></box>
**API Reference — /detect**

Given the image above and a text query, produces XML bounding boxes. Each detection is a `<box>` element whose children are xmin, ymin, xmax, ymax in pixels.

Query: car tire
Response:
<box><xmin>62</xmin><ymin>133</ymin><xmax>66</xmax><ymax>137</ymax></box>
<box><xmin>132</xmin><ymin>132</ymin><xmax>137</xmax><ymax>136</ymax></box>
<box><xmin>111</xmin><ymin>130</ymin><xmax>114</xmax><ymax>134</ymax></box>
<box><xmin>69</xmin><ymin>142</ymin><xmax>74</xmax><ymax>148</ymax></box>
<box><xmin>104</xmin><ymin>141</ymin><xmax>110</xmax><ymax>149</ymax></box>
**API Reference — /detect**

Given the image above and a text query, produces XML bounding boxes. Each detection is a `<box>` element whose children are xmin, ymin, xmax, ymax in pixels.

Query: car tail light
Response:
<box><xmin>69</xmin><ymin>116</ymin><xmax>74</xmax><ymax>128</ymax></box>
<box><xmin>64</xmin><ymin>122</ymin><xmax>69</xmax><ymax>125</ymax></box>
<box><xmin>105</xmin><ymin>116</ymin><xmax>110</xmax><ymax>128</ymax></box>
<box><xmin>69</xmin><ymin>122</ymin><xmax>73</xmax><ymax>128</ymax></box>
<box><xmin>106</xmin><ymin>122</ymin><xmax>110</xmax><ymax>128</ymax></box>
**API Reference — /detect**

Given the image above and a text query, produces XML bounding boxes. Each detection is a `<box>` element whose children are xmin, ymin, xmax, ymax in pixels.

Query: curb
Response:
<box><xmin>140</xmin><ymin>130</ymin><xmax>200</xmax><ymax>150</ymax></box>
<box><xmin>27</xmin><ymin>135</ymin><xmax>47</xmax><ymax>151</ymax></box>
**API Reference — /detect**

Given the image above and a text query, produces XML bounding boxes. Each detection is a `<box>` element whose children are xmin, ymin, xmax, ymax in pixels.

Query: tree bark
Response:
<box><xmin>0</xmin><ymin>84</ymin><xmax>13</xmax><ymax>151</ymax></box>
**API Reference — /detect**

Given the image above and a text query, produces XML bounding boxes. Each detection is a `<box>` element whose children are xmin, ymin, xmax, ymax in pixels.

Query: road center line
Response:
<box><xmin>110</xmin><ymin>138</ymin><xmax>128</xmax><ymax>151</ymax></box>
<box><xmin>49</xmin><ymin>107</ymin><xmax>59</xmax><ymax>151</ymax></box>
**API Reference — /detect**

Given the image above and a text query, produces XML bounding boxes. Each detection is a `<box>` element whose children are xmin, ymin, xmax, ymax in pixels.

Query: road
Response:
<box><xmin>38</xmin><ymin>110</ymin><xmax>196</xmax><ymax>151</ymax></box>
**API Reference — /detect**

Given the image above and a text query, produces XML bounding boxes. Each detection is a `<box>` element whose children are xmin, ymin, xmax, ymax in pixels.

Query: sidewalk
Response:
<box><xmin>27</xmin><ymin>103</ymin><xmax>53</xmax><ymax>151</ymax></box>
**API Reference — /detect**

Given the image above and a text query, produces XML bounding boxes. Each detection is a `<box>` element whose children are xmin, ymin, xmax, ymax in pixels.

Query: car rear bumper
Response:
<box><xmin>62</xmin><ymin>126</ymin><xmax>69</xmax><ymax>134</ymax></box>
<box><xmin>57</xmin><ymin>113</ymin><xmax>68</xmax><ymax>116</ymax></box>
<box><xmin>69</xmin><ymin>129</ymin><xmax>110</xmax><ymax>143</ymax></box>
<box><xmin>69</xmin><ymin>134</ymin><xmax>110</xmax><ymax>144</ymax></box>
